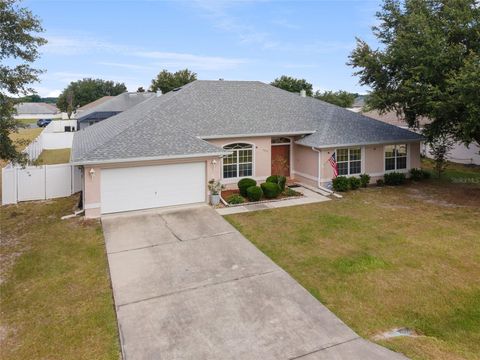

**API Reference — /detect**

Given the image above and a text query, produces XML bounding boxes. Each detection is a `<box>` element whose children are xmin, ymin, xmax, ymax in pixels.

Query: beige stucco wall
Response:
<box><xmin>83</xmin><ymin>156</ymin><xmax>221</xmax><ymax>218</ymax></box>
<box><xmin>292</xmin><ymin>144</ymin><xmax>318</xmax><ymax>186</ymax></box>
<box><xmin>317</xmin><ymin>141</ymin><xmax>422</xmax><ymax>185</ymax></box>
<box><xmin>206</xmin><ymin>137</ymin><xmax>272</xmax><ymax>184</ymax></box>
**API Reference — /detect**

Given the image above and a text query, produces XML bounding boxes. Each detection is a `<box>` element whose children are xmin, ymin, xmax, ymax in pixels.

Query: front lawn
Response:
<box><xmin>36</xmin><ymin>148</ymin><xmax>71</xmax><ymax>165</ymax></box>
<box><xmin>0</xmin><ymin>196</ymin><xmax>120</xmax><ymax>359</ymax></box>
<box><xmin>225</xmin><ymin>162</ymin><xmax>480</xmax><ymax>360</ymax></box>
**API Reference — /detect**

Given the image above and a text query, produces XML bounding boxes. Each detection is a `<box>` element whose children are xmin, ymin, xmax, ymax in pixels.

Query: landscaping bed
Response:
<box><xmin>211</xmin><ymin>175</ymin><xmax>303</xmax><ymax>207</ymax></box>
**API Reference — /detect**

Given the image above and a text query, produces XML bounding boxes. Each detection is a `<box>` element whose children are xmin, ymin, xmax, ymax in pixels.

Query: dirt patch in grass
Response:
<box><xmin>225</xmin><ymin>176</ymin><xmax>480</xmax><ymax>360</ymax></box>
<box><xmin>0</xmin><ymin>196</ymin><xmax>120</xmax><ymax>359</ymax></box>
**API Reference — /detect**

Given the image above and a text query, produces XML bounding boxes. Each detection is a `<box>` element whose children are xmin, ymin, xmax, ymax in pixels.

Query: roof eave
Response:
<box><xmin>198</xmin><ymin>131</ymin><xmax>315</xmax><ymax>140</ymax></box>
<box><xmin>296</xmin><ymin>137</ymin><xmax>425</xmax><ymax>149</ymax></box>
<box><xmin>71</xmin><ymin>151</ymin><xmax>232</xmax><ymax>166</ymax></box>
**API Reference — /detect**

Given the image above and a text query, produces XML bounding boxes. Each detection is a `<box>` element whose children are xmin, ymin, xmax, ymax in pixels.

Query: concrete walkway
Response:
<box><xmin>216</xmin><ymin>186</ymin><xmax>330</xmax><ymax>215</ymax></box>
<box><xmin>102</xmin><ymin>206</ymin><xmax>407</xmax><ymax>360</ymax></box>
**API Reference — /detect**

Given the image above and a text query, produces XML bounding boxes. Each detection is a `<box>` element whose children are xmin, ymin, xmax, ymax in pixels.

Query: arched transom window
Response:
<box><xmin>223</xmin><ymin>143</ymin><xmax>253</xmax><ymax>179</ymax></box>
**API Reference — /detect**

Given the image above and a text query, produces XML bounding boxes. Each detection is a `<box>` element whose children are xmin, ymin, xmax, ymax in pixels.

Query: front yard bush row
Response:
<box><xmin>384</xmin><ymin>172</ymin><xmax>406</xmax><ymax>186</ymax></box>
<box><xmin>226</xmin><ymin>175</ymin><xmax>293</xmax><ymax>204</ymax></box>
<box><xmin>227</xmin><ymin>194</ymin><xmax>245</xmax><ymax>204</ymax></box>
<box><xmin>266</xmin><ymin>175</ymin><xmax>287</xmax><ymax>191</ymax></box>
<box><xmin>332</xmin><ymin>171</ymin><xmax>426</xmax><ymax>192</ymax></box>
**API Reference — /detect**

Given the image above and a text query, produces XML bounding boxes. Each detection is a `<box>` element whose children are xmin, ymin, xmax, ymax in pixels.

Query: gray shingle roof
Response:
<box><xmin>72</xmin><ymin>80</ymin><xmax>423</xmax><ymax>164</ymax></box>
<box><xmin>76</xmin><ymin>92</ymin><xmax>155</xmax><ymax>122</ymax></box>
<box><xmin>15</xmin><ymin>102</ymin><xmax>58</xmax><ymax>115</ymax></box>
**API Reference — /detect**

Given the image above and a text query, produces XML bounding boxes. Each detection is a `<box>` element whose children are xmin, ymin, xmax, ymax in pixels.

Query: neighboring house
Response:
<box><xmin>71</xmin><ymin>80</ymin><xmax>423</xmax><ymax>218</ymax></box>
<box><xmin>75</xmin><ymin>96</ymin><xmax>114</xmax><ymax>117</ymax></box>
<box><xmin>14</xmin><ymin>102</ymin><xmax>61</xmax><ymax>119</ymax></box>
<box><xmin>347</xmin><ymin>95</ymin><xmax>366</xmax><ymax>113</ymax></box>
<box><xmin>363</xmin><ymin>110</ymin><xmax>480</xmax><ymax>165</ymax></box>
<box><xmin>75</xmin><ymin>92</ymin><xmax>155</xmax><ymax>130</ymax></box>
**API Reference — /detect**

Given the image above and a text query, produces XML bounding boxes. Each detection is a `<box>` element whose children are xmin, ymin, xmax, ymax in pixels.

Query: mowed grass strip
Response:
<box><xmin>36</xmin><ymin>148</ymin><xmax>71</xmax><ymax>165</ymax></box>
<box><xmin>0</xmin><ymin>196</ymin><xmax>120</xmax><ymax>359</ymax></box>
<box><xmin>225</xmin><ymin>164</ymin><xmax>480</xmax><ymax>360</ymax></box>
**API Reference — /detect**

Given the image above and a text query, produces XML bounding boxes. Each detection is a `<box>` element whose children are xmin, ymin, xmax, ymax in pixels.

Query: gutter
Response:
<box><xmin>71</xmin><ymin>151</ymin><xmax>231</xmax><ymax>166</ymax></box>
<box><xmin>297</xmin><ymin>137</ymin><xmax>424</xmax><ymax>149</ymax></box>
<box><xmin>198</xmin><ymin>131</ymin><xmax>315</xmax><ymax>140</ymax></box>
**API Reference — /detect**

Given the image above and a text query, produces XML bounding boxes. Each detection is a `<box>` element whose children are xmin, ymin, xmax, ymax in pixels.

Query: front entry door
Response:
<box><xmin>271</xmin><ymin>145</ymin><xmax>290</xmax><ymax>177</ymax></box>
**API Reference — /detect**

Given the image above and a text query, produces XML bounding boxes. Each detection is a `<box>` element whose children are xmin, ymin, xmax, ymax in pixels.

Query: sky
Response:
<box><xmin>24</xmin><ymin>0</ymin><xmax>383</xmax><ymax>97</ymax></box>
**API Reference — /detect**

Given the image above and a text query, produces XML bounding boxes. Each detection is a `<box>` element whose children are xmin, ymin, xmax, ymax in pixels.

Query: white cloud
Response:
<box><xmin>134</xmin><ymin>51</ymin><xmax>248</xmax><ymax>71</ymax></box>
<box><xmin>97</xmin><ymin>62</ymin><xmax>155</xmax><ymax>71</ymax></box>
<box><xmin>34</xmin><ymin>86</ymin><xmax>62</xmax><ymax>97</ymax></box>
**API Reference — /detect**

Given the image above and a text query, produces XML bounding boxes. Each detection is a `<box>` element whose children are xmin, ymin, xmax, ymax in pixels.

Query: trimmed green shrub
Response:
<box><xmin>238</xmin><ymin>178</ymin><xmax>256</xmax><ymax>197</ymax></box>
<box><xmin>266</xmin><ymin>175</ymin><xmax>287</xmax><ymax>191</ymax></box>
<box><xmin>384</xmin><ymin>172</ymin><xmax>406</xmax><ymax>185</ymax></box>
<box><xmin>332</xmin><ymin>176</ymin><xmax>350</xmax><ymax>192</ymax></box>
<box><xmin>227</xmin><ymin>194</ymin><xmax>245</xmax><ymax>204</ymax></box>
<box><xmin>261</xmin><ymin>182</ymin><xmax>281</xmax><ymax>199</ymax></box>
<box><xmin>410</xmin><ymin>168</ymin><xmax>431</xmax><ymax>181</ymax></box>
<box><xmin>348</xmin><ymin>177</ymin><xmax>361</xmax><ymax>190</ymax></box>
<box><xmin>246</xmin><ymin>186</ymin><xmax>263</xmax><ymax>202</ymax></box>
<box><xmin>376</xmin><ymin>179</ymin><xmax>385</xmax><ymax>187</ymax></box>
<box><xmin>359</xmin><ymin>173</ymin><xmax>371</xmax><ymax>187</ymax></box>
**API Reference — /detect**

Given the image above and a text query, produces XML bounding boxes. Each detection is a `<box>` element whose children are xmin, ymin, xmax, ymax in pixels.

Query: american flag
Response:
<box><xmin>328</xmin><ymin>153</ymin><xmax>338</xmax><ymax>178</ymax></box>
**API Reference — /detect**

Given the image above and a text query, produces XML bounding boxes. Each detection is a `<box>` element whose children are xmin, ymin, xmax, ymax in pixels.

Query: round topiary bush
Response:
<box><xmin>261</xmin><ymin>182</ymin><xmax>280</xmax><ymax>199</ymax></box>
<box><xmin>238</xmin><ymin>178</ymin><xmax>256</xmax><ymax>197</ymax></box>
<box><xmin>348</xmin><ymin>177</ymin><xmax>361</xmax><ymax>190</ymax></box>
<box><xmin>384</xmin><ymin>172</ymin><xmax>406</xmax><ymax>185</ymax></box>
<box><xmin>332</xmin><ymin>176</ymin><xmax>350</xmax><ymax>192</ymax></box>
<box><xmin>267</xmin><ymin>175</ymin><xmax>286</xmax><ymax>191</ymax></box>
<box><xmin>246</xmin><ymin>186</ymin><xmax>263</xmax><ymax>202</ymax></box>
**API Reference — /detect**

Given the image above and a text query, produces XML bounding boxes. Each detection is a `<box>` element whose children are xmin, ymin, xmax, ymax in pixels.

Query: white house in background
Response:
<box><xmin>362</xmin><ymin>109</ymin><xmax>480</xmax><ymax>165</ymax></box>
<box><xmin>14</xmin><ymin>102</ymin><xmax>61</xmax><ymax>119</ymax></box>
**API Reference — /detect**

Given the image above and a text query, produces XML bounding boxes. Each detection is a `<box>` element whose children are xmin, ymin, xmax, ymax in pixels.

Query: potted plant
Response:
<box><xmin>208</xmin><ymin>179</ymin><xmax>225</xmax><ymax>206</ymax></box>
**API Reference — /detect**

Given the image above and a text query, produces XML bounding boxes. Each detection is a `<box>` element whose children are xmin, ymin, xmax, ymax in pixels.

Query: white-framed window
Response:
<box><xmin>336</xmin><ymin>148</ymin><xmax>361</xmax><ymax>176</ymax></box>
<box><xmin>223</xmin><ymin>143</ymin><xmax>253</xmax><ymax>179</ymax></box>
<box><xmin>385</xmin><ymin>144</ymin><xmax>407</xmax><ymax>171</ymax></box>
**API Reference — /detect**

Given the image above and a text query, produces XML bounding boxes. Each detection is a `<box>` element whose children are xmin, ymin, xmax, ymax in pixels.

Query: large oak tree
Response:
<box><xmin>349</xmin><ymin>0</ymin><xmax>480</xmax><ymax>145</ymax></box>
<box><xmin>270</xmin><ymin>76</ymin><xmax>313</xmax><ymax>96</ymax></box>
<box><xmin>150</xmin><ymin>69</ymin><xmax>197</xmax><ymax>94</ymax></box>
<box><xmin>0</xmin><ymin>0</ymin><xmax>46</xmax><ymax>164</ymax></box>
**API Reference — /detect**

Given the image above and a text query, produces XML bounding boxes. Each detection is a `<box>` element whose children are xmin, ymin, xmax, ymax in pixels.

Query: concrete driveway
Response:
<box><xmin>102</xmin><ymin>205</ymin><xmax>406</xmax><ymax>360</ymax></box>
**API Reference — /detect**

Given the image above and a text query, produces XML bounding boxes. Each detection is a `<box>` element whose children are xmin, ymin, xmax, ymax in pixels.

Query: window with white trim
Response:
<box><xmin>385</xmin><ymin>144</ymin><xmax>407</xmax><ymax>171</ymax></box>
<box><xmin>336</xmin><ymin>148</ymin><xmax>361</xmax><ymax>176</ymax></box>
<box><xmin>223</xmin><ymin>143</ymin><xmax>253</xmax><ymax>178</ymax></box>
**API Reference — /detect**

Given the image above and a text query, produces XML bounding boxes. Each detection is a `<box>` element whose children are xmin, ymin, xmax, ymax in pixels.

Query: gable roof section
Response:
<box><xmin>76</xmin><ymin>96</ymin><xmax>114</xmax><ymax>112</ymax></box>
<box><xmin>76</xmin><ymin>92</ymin><xmax>155</xmax><ymax>122</ymax></box>
<box><xmin>72</xmin><ymin>80</ymin><xmax>424</xmax><ymax>164</ymax></box>
<box><xmin>72</xmin><ymin>89</ymin><xmax>228</xmax><ymax>164</ymax></box>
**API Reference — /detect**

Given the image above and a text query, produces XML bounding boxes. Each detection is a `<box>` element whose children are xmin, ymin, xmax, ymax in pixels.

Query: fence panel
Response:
<box><xmin>72</xmin><ymin>166</ymin><xmax>83</xmax><ymax>193</ymax></box>
<box><xmin>17</xmin><ymin>167</ymin><xmax>45</xmax><ymax>201</ymax></box>
<box><xmin>1</xmin><ymin>167</ymin><xmax>17</xmax><ymax>205</ymax></box>
<box><xmin>46</xmin><ymin>165</ymin><xmax>72</xmax><ymax>199</ymax></box>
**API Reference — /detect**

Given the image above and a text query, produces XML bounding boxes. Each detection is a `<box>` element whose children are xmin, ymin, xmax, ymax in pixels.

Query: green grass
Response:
<box><xmin>0</xmin><ymin>196</ymin><xmax>120</xmax><ymax>359</ymax></box>
<box><xmin>422</xmin><ymin>157</ymin><xmax>480</xmax><ymax>183</ymax></box>
<box><xmin>225</xmin><ymin>163</ymin><xmax>480</xmax><ymax>360</ymax></box>
<box><xmin>36</xmin><ymin>148</ymin><xmax>71</xmax><ymax>165</ymax></box>
<box><xmin>17</xmin><ymin>118</ymin><xmax>38</xmax><ymax>125</ymax></box>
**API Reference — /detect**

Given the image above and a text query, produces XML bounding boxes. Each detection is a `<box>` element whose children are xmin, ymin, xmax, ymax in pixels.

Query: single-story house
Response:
<box><xmin>14</xmin><ymin>102</ymin><xmax>61</xmax><ymax>119</ymax></box>
<box><xmin>76</xmin><ymin>92</ymin><xmax>155</xmax><ymax>130</ymax></box>
<box><xmin>75</xmin><ymin>95</ymin><xmax>114</xmax><ymax>116</ymax></box>
<box><xmin>71</xmin><ymin>80</ymin><xmax>424</xmax><ymax>218</ymax></box>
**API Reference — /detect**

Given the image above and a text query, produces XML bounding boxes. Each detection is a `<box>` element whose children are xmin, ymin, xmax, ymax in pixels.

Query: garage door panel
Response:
<box><xmin>101</xmin><ymin>162</ymin><xmax>205</xmax><ymax>214</ymax></box>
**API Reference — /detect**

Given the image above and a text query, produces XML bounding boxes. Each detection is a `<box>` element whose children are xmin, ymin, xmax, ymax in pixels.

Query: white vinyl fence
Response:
<box><xmin>2</xmin><ymin>164</ymin><xmax>82</xmax><ymax>205</ymax></box>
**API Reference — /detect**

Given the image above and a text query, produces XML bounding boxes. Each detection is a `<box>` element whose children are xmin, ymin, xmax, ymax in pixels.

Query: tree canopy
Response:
<box><xmin>314</xmin><ymin>90</ymin><xmax>357</xmax><ymax>108</ymax></box>
<box><xmin>349</xmin><ymin>0</ymin><xmax>480</xmax><ymax>145</ymax></box>
<box><xmin>56</xmin><ymin>78</ymin><xmax>127</xmax><ymax>114</ymax></box>
<box><xmin>0</xmin><ymin>0</ymin><xmax>46</xmax><ymax>164</ymax></box>
<box><xmin>270</xmin><ymin>76</ymin><xmax>313</xmax><ymax>96</ymax></box>
<box><xmin>150</xmin><ymin>69</ymin><xmax>197</xmax><ymax>94</ymax></box>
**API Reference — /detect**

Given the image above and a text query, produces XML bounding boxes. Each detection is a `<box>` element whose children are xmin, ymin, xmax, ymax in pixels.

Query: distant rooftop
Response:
<box><xmin>15</xmin><ymin>102</ymin><xmax>59</xmax><ymax>115</ymax></box>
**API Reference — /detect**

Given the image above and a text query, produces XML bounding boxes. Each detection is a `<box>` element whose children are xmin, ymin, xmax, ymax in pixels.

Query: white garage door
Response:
<box><xmin>101</xmin><ymin>162</ymin><xmax>206</xmax><ymax>214</ymax></box>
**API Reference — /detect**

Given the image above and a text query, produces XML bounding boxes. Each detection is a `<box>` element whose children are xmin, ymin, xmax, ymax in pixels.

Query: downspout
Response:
<box><xmin>311</xmin><ymin>147</ymin><xmax>321</xmax><ymax>188</ymax></box>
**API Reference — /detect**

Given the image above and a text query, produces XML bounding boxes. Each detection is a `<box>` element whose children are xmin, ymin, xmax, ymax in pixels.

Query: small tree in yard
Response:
<box><xmin>0</xmin><ymin>0</ymin><xmax>46</xmax><ymax>165</ymax></box>
<box><xmin>429</xmin><ymin>135</ymin><xmax>454</xmax><ymax>178</ymax></box>
<box><xmin>150</xmin><ymin>69</ymin><xmax>197</xmax><ymax>94</ymax></box>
